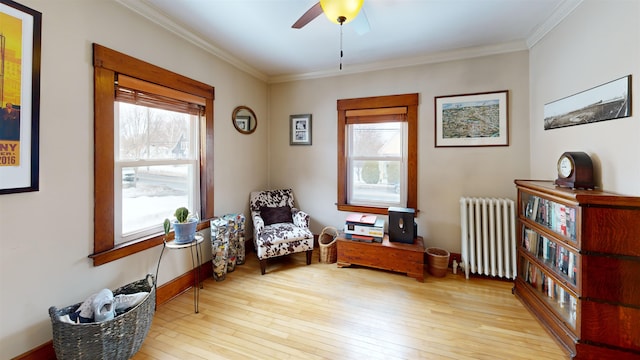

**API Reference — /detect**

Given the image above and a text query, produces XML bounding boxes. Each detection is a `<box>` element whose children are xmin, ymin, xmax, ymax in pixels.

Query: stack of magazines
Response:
<box><xmin>343</xmin><ymin>213</ymin><xmax>384</xmax><ymax>242</ymax></box>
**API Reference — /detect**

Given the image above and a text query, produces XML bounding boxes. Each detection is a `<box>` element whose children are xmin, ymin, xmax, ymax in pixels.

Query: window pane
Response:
<box><xmin>351</xmin><ymin>122</ymin><xmax>401</xmax><ymax>157</ymax></box>
<box><xmin>350</xmin><ymin>160</ymin><xmax>402</xmax><ymax>205</ymax></box>
<box><xmin>115</xmin><ymin>101</ymin><xmax>200</xmax><ymax>245</ymax></box>
<box><xmin>118</xmin><ymin>102</ymin><xmax>194</xmax><ymax>161</ymax></box>
<box><xmin>120</xmin><ymin>164</ymin><xmax>196</xmax><ymax>241</ymax></box>
<box><xmin>348</xmin><ymin>122</ymin><xmax>406</xmax><ymax>207</ymax></box>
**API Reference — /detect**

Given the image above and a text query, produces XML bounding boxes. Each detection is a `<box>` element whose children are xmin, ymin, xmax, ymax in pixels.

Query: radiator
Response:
<box><xmin>459</xmin><ymin>197</ymin><xmax>517</xmax><ymax>279</ymax></box>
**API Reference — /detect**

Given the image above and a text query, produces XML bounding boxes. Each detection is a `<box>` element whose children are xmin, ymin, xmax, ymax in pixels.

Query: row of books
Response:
<box><xmin>523</xmin><ymin>228</ymin><xmax>577</xmax><ymax>285</ymax></box>
<box><xmin>524</xmin><ymin>195</ymin><xmax>577</xmax><ymax>241</ymax></box>
<box><xmin>522</xmin><ymin>259</ymin><xmax>577</xmax><ymax>326</ymax></box>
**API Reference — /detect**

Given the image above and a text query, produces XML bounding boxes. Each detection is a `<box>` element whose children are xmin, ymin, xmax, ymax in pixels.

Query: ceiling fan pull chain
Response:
<box><xmin>340</xmin><ymin>24</ymin><xmax>343</xmax><ymax>70</ymax></box>
<box><xmin>339</xmin><ymin>16</ymin><xmax>345</xmax><ymax>70</ymax></box>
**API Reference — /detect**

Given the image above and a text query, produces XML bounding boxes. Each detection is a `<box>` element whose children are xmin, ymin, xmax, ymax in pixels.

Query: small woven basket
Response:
<box><xmin>426</xmin><ymin>248</ymin><xmax>450</xmax><ymax>278</ymax></box>
<box><xmin>318</xmin><ymin>226</ymin><xmax>338</xmax><ymax>263</ymax></box>
<box><xmin>48</xmin><ymin>274</ymin><xmax>156</xmax><ymax>360</ymax></box>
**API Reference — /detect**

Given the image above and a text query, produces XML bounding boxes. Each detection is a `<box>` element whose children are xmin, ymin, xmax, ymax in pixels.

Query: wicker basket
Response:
<box><xmin>48</xmin><ymin>274</ymin><xmax>156</xmax><ymax>360</ymax></box>
<box><xmin>319</xmin><ymin>226</ymin><xmax>338</xmax><ymax>263</ymax></box>
<box><xmin>426</xmin><ymin>247</ymin><xmax>450</xmax><ymax>277</ymax></box>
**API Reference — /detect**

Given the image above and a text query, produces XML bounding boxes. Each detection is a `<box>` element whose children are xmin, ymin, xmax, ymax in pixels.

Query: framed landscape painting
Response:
<box><xmin>0</xmin><ymin>0</ymin><xmax>41</xmax><ymax>194</ymax></box>
<box><xmin>435</xmin><ymin>90</ymin><xmax>509</xmax><ymax>147</ymax></box>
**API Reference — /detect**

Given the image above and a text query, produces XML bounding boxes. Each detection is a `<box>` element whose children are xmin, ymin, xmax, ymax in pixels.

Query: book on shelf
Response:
<box><xmin>567</xmin><ymin>207</ymin><xmax>576</xmax><ymax>240</ymax></box>
<box><xmin>548</xmin><ymin>240</ymin><xmax>557</xmax><ymax>266</ymax></box>
<box><xmin>523</xmin><ymin>228</ymin><xmax>542</xmax><ymax>257</ymax></box>
<box><xmin>530</xmin><ymin>262</ymin><xmax>538</xmax><ymax>288</ymax></box>
<box><xmin>532</xmin><ymin>198</ymin><xmax>577</xmax><ymax>240</ymax></box>
<box><xmin>558</xmin><ymin>247</ymin><xmax>570</xmax><ymax>276</ymax></box>
<box><xmin>531</xmin><ymin>196</ymin><xmax>540</xmax><ymax>221</ymax></box>
<box><xmin>558</xmin><ymin>286</ymin><xmax>566</xmax><ymax>308</ymax></box>
<box><xmin>523</xmin><ymin>228</ymin><xmax>531</xmax><ymax>250</ymax></box>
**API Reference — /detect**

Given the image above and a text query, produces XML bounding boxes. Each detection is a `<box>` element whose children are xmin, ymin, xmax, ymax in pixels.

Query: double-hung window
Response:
<box><xmin>347</xmin><ymin>118</ymin><xmax>407</xmax><ymax>207</ymax></box>
<box><xmin>337</xmin><ymin>94</ymin><xmax>418</xmax><ymax>215</ymax></box>
<box><xmin>115</xmin><ymin>75</ymin><xmax>202</xmax><ymax>245</ymax></box>
<box><xmin>91</xmin><ymin>44</ymin><xmax>214</xmax><ymax>266</ymax></box>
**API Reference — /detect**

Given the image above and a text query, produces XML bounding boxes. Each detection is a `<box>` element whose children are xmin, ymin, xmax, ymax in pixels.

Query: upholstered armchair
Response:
<box><xmin>249</xmin><ymin>189</ymin><xmax>314</xmax><ymax>275</ymax></box>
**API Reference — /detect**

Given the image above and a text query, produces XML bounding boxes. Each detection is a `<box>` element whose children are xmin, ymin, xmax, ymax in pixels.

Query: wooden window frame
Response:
<box><xmin>337</xmin><ymin>93</ymin><xmax>419</xmax><ymax>215</ymax></box>
<box><xmin>90</xmin><ymin>44</ymin><xmax>215</xmax><ymax>266</ymax></box>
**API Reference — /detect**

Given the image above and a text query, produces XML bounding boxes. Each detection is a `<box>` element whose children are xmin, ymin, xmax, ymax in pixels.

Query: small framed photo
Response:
<box><xmin>435</xmin><ymin>90</ymin><xmax>509</xmax><ymax>147</ymax></box>
<box><xmin>290</xmin><ymin>114</ymin><xmax>312</xmax><ymax>145</ymax></box>
<box><xmin>235</xmin><ymin>115</ymin><xmax>249</xmax><ymax>131</ymax></box>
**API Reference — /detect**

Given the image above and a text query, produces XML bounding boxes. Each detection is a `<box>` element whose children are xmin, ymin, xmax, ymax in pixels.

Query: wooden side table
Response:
<box><xmin>336</xmin><ymin>234</ymin><xmax>425</xmax><ymax>282</ymax></box>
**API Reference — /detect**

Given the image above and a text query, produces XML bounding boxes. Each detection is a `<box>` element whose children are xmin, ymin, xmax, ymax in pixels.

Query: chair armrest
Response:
<box><xmin>292</xmin><ymin>208</ymin><xmax>310</xmax><ymax>228</ymax></box>
<box><xmin>252</xmin><ymin>211</ymin><xmax>265</xmax><ymax>234</ymax></box>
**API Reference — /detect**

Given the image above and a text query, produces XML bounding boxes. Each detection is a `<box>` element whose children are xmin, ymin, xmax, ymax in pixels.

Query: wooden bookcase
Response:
<box><xmin>513</xmin><ymin>180</ymin><xmax>640</xmax><ymax>359</ymax></box>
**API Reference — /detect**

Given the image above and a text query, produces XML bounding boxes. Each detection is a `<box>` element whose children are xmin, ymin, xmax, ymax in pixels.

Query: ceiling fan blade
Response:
<box><xmin>352</xmin><ymin>7</ymin><xmax>370</xmax><ymax>35</ymax></box>
<box><xmin>292</xmin><ymin>2</ymin><xmax>323</xmax><ymax>29</ymax></box>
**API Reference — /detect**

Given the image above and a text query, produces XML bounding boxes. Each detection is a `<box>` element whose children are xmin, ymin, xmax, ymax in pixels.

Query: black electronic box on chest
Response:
<box><xmin>388</xmin><ymin>207</ymin><xmax>416</xmax><ymax>244</ymax></box>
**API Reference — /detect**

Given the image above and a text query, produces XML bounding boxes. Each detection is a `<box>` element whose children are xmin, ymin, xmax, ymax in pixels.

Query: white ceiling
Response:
<box><xmin>116</xmin><ymin>0</ymin><xmax>582</xmax><ymax>83</ymax></box>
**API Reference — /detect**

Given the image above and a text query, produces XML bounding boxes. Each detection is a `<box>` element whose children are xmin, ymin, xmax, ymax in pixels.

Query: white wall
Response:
<box><xmin>529</xmin><ymin>0</ymin><xmax>640</xmax><ymax>194</ymax></box>
<box><xmin>3</xmin><ymin>0</ymin><xmax>639</xmax><ymax>357</ymax></box>
<box><xmin>0</xmin><ymin>0</ymin><xmax>268</xmax><ymax>357</ymax></box>
<box><xmin>268</xmin><ymin>51</ymin><xmax>531</xmax><ymax>252</ymax></box>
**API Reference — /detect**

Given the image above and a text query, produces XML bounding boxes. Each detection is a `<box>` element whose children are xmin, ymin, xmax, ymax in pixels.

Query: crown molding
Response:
<box><xmin>114</xmin><ymin>0</ymin><xmax>268</xmax><ymax>82</ymax></box>
<box><xmin>268</xmin><ymin>40</ymin><xmax>529</xmax><ymax>84</ymax></box>
<box><xmin>115</xmin><ymin>0</ymin><xmax>583</xmax><ymax>85</ymax></box>
<box><xmin>526</xmin><ymin>0</ymin><xmax>584</xmax><ymax>48</ymax></box>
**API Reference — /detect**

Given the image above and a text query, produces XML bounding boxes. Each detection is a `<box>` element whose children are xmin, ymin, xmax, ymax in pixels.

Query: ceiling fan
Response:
<box><xmin>292</xmin><ymin>0</ymin><xmax>371</xmax><ymax>35</ymax></box>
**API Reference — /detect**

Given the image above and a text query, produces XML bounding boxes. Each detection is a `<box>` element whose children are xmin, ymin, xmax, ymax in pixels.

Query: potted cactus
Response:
<box><xmin>165</xmin><ymin>207</ymin><xmax>198</xmax><ymax>244</ymax></box>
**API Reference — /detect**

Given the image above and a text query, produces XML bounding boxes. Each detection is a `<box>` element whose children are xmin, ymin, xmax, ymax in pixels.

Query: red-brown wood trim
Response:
<box><xmin>336</xmin><ymin>204</ymin><xmax>389</xmax><ymax>215</ymax></box>
<box><xmin>515</xmin><ymin>180</ymin><xmax>640</xmax><ymax>207</ymax></box>
<box><xmin>93</xmin><ymin>66</ymin><xmax>115</xmax><ymax>254</ymax></box>
<box><xmin>336</xmin><ymin>93</ymin><xmax>419</xmax><ymax>214</ymax></box>
<box><xmin>337</xmin><ymin>93</ymin><xmax>419</xmax><ymax>110</ymax></box>
<box><xmin>93</xmin><ymin>44</ymin><xmax>213</xmax><ymax>99</ymax></box>
<box><xmin>91</xmin><ymin>44</ymin><xmax>215</xmax><ymax>265</ymax></box>
<box><xmin>201</xmin><ymin>97</ymin><xmax>215</xmax><ymax>220</ymax></box>
<box><xmin>337</xmin><ymin>106</ymin><xmax>347</xmax><ymax>211</ymax></box>
<box><xmin>406</xmin><ymin>102</ymin><xmax>418</xmax><ymax>211</ymax></box>
<box><xmin>90</xmin><ymin>222</ymin><xmax>210</xmax><ymax>266</ymax></box>
<box><xmin>11</xmin><ymin>341</ymin><xmax>56</xmax><ymax>360</ymax></box>
<box><xmin>13</xmin><ymin>261</ymin><xmax>214</xmax><ymax>360</ymax></box>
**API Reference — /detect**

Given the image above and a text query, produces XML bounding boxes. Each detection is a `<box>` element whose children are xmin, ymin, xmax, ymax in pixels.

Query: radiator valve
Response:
<box><xmin>452</xmin><ymin>259</ymin><xmax>458</xmax><ymax>274</ymax></box>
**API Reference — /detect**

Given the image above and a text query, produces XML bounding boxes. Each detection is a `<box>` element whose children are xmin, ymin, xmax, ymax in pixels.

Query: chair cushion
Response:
<box><xmin>254</xmin><ymin>223</ymin><xmax>314</xmax><ymax>260</ymax></box>
<box><xmin>260</xmin><ymin>205</ymin><xmax>293</xmax><ymax>226</ymax></box>
<box><xmin>257</xmin><ymin>222</ymin><xmax>312</xmax><ymax>245</ymax></box>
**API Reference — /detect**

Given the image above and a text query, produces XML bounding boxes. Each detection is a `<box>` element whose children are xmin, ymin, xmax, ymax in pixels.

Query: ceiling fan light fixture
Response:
<box><xmin>320</xmin><ymin>0</ymin><xmax>364</xmax><ymax>25</ymax></box>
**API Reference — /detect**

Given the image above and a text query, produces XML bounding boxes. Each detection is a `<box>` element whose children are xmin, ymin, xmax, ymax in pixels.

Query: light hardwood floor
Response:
<box><xmin>133</xmin><ymin>250</ymin><xmax>568</xmax><ymax>360</ymax></box>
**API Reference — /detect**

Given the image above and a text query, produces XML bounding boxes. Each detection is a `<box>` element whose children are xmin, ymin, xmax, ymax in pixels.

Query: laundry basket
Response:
<box><xmin>48</xmin><ymin>274</ymin><xmax>156</xmax><ymax>360</ymax></box>
<box><xmin>319</xmin><ymin>226</ymin><xmax>338</xmax><ymax>263</ymax></box>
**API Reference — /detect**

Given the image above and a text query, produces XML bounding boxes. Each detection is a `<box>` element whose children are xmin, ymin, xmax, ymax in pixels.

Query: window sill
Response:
<box><xmin>89</xmin><ymin>222</ymin><xmax>210</xmax><ymax>266</ymax></box>
<box><xmin>337</xmin><ymin>204</ymin><xmax>390</xmax><ymax>216</ymax></box>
